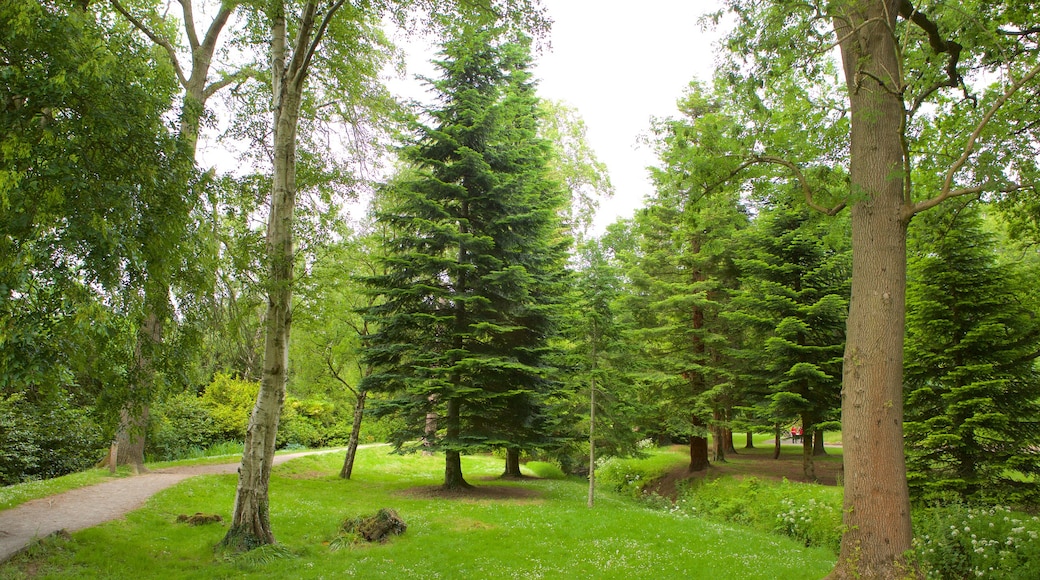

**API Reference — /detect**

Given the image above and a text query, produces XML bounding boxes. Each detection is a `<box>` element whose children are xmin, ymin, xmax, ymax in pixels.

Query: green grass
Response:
<box><xmin>0</xmin><ymin>447</ymin><xmax>835</xmax><ymax>579</ymax></box>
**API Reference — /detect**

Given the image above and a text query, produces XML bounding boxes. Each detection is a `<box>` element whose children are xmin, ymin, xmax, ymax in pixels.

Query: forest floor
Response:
<box><xmin>646</xmin><ymin>443</ymin><xmax>844</xmax><ymax>500</ymax></box>
<box><xmin>0</xmin><ymin>448</ymin><xmax>352</xmax><ymax>563</ymax></box>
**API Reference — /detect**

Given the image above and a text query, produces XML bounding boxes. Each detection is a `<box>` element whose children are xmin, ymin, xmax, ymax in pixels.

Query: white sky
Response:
<box><xmin>388</xmin><ymin>1</ymin><xmax>725</xmax><ymax>234</ymax></box>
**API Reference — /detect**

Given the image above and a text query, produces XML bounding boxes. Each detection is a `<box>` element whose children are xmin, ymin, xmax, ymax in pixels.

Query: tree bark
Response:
<box><xmin>221</xmin><ymin>4</ymin><xmax>303</xmax><ymax>550</ymax></box>
<box><xmin>503</xmin><ymin>448</ymin><xmax>522</xmax><ymax>478</ymax></box>
<box><xmin>723</xmin><ymin>426</ymin><xmax>737</xmax><ymax>455</ymax></box>
<box><xmin>688</xmin><ymin>432</ymin><xmax>709</xmax><ymax>472</ymax></box>
<box><xmin>813</xmin><ymin>428</ymin><xmax>827</xmax><ymax>456</ymax></box>
<box><xmin>745</xmin><ymin>431</ymin><xmax>754</xmax><ymax>449</ymax></box>
<box><xmin>339</xmin><ymin>389</ymin><xmax>367</xmax><ymax>479</ymax></box>
<box><xmin>443</xmin><ymin>398</ymin><xmax>471</xmax><ymax>490</ymax></box>
<box><xmin>104</xmin><ymin>307</ymin><xmax>162</xmax><ymax>473</ymax></box>
<box><xmin>588</xmin><ymin>374</ymin><xmax>596</xmax><ymax>508</ymax></box>
<box><xmin>773</xmin><ymin>424</ymin><xmax>781</xmax><ymax>459</ymax></box>
<box><xmin>423</xmin><ymin>394</ymin><xmax>438</xmax><ymax>457</ymax></box>
<box><xmin>710</xmin><ymin>410</ymin><xmax>726</xmax><ymax>463</ymax></box>
<box><xmin>829</xmin><ymin>1</ymin><xmax>915</xmax><ymax>575</ymax></box>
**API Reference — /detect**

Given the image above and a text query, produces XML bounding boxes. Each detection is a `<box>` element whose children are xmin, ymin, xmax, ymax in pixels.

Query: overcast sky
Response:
<box><xmin>389</xmin><ymin>1</ymin><xmax>726</xmax><ymax>233</ymax></box>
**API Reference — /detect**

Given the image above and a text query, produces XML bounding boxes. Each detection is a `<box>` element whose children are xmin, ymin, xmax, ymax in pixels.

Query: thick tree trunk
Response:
<box><xmin>688</xmin><ymin>432</ymin><xmax>709</xmax><ymax>472</ymax></box>
<box><xmin>773</xmin><ymin>424</ymin><xmax>781</xmax><ymax>459</ymax></box>
<box><xmin>503</xmin><ymin>448</ymin><xmax>522</xmax><ymax>478</ymax></box>
<box><xmin>443</xmin><ymin>398</ymin><xmax>471</xmax><ymax>490</ymax></box>
<box><xmin>104</xmin><ymin>307</ymin><xmax>163</xmax><ymax>473</ymax></box>
<box><xmin>340</xmin><ymin>389</ymin><xmax>367</xmax><ymax>479</ymax></box>
<box><xmin>813</xmin><ymin>429</ymin><xmax>827</xmax><ymax>456</ymax></box>
<box><xmin>745</xmin><ymin>431</ymin><xmax>754</xmax><ymax>449</ymax></box>
<box><xmin>829</xmin><ymin>2</ymin><xmax>915</xmax><ymax>576</ymax></box>
<box><xmin>221</xmin><ymin>8</ymin><xmax>301</xmax><ymax>550</ymax></box>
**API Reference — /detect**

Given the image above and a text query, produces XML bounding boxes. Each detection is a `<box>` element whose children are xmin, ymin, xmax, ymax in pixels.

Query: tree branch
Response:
<box><xmin>295</xmin><ymin>0</ymin><xmax>349</xmax><ymax>89</ymax></box>
<box><xmin>909</xmin><ymin>60</ymin><xmax>1040</xmax><ymax>217</ymax></box>
<box><xmin>740</xmin><ymin>156</ymin><xmax>847</xmax><ymax>216</ymax></box>
<box><xmin>178</xmin><ymin>0</ymin><xmax>200</xmax><ymax>52</ymax></box>
<box><xmin>109</xmin><ymin>0</ymin><xmax>188</xmax><ymax>88</ymax></box>
<box><xmin>202</xmin><ymin>67</ymin><xmax>258</xmax><ymax>101</ymax></box>
<box><xmin>899</xmin><ymin>0</ymin><xmax>967</xmax><ymax>116</ymax></box>
<box><xmin>326</xmin><ymin>356</ymin><xmax>358</xmax><ymax>398</ymax></box>
<box><xmin>200</xmin><ymin>3</ymin><xmax>234</xmax><ymax>61</ymax></box>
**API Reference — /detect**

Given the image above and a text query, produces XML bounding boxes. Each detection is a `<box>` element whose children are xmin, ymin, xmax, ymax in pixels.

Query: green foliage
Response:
<box><xmin>595</xmin><ymin>451</ymin><xmax>687</xmax><ymax>499</ymax></box>
<box><xmin>677</xmin><ymin>476</ymin><xmax>843</xmax><ymax>553</ymax></box>
<box><xmin>911</xmin><ymin>503</ymin><xmax>1040</xmax><ymax>579</ymax></box>
<box><xmin>146</xmin><ymin>391</ymin><xmax>222</xmax><ymax>462</ymax></box>
<box><xmin>0</xmin><ymin>392</ymin><xmax>105</xmax><ymax>485</ymax></box>
<box><xmin>904</xmin><ymin>207</ymin><xmax>1040</xmax><ymax>502</ymax></box>
<box><xmin>523</xmin><ymin>460</ymin><xmax>566</xmax><ymax>479</ymax></box>
<box><xmin>363</xmin><ymin>26</ymin><xmax>569</xmax><ymax>477</ymax></box>
<box><xmin>201</xmin><ymin>373</ymin><xmax>260</xmax><ymax>441</ymax></box>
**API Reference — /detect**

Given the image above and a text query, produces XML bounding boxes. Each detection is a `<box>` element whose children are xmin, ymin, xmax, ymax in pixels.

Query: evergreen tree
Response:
<box><xmin>730</xmin><ymin>204</ymin><xmax>849</xmax><ymax>480</ymax></box>
<box><xmin>904</xmin><ymin>206</ymin><xmax>1040</xmax><ymax>502</ymax></box>
<box><xmin>363</xmin><ymin>27</ymin><xmax>567</xmax><ymax>490</ymax></box>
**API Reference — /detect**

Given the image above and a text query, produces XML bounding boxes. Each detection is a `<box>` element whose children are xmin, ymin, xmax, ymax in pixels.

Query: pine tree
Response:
<box><xmin>730</xmin><ymin>204</ymin><xmax>849</xmax><ymax>480</ymax></box>
<box><xmin>363</xmin><ymin>27</ymin><xmax>567</xmax><ymax>490</ymax></box>
<box><xmin>904</xmin><ymin>206</ymin><xmax>1040</xmax><ymax>502</ymax></box>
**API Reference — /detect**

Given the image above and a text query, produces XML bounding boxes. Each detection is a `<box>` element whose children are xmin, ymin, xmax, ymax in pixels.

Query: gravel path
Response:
<box><xmin>0</xmin><ymin>447</ymin><xmax>350</xmax><ymax>563</ymax></box>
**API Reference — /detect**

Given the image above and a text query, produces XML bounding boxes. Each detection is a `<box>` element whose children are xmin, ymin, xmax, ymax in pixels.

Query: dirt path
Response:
<box><xmin>0</xmin><ymin>447</ymin><xmax>353</xmax><ymax>563</ymax></box>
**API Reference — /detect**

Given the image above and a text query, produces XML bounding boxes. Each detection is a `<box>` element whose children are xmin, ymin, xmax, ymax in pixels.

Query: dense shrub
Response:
<box><xmin>147</xmin><ymin>391</ymin><xmax>222</xmax><ymax>461</ymax></box>
<box><xmin>201</xmin><ymin>373</ymin><xmax>259</xmax><ymax>441</ymax></box>
<box><xmin>676</xmin><ymin>476</ymin><xmax>843</xmax><ymax>552</ymax></box>
<box><xmin>0</xmin><ymin>393</ymin><xmax>105</xmax><ymax>485</ymax></box>
<box><xmin>911</xmin><ymin>503</ymin><xmax>1040</xmax><ymax>579</ymax></box>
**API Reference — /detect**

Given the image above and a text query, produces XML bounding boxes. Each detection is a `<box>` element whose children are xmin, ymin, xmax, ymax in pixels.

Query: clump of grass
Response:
<box><xmin>595</xmin><ymin>450</ymin><xmax>688</xmax><ymax>498</ymax></box>
<box><xmin>523</xmin><ymin>461</ymin><xmax>566</xmax><ymax>479</ymax></box>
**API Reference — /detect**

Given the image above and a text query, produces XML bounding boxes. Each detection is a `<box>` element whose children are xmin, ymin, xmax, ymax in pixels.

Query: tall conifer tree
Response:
<box><xmin>363</xmin><ymin>27</ymin><xmax>567</xmax><ymax>490</ymax></box>
<box><xmin>904</xmin><ymin>207</ymin><xmax>1040</xmax><ymax>501</ymax></box>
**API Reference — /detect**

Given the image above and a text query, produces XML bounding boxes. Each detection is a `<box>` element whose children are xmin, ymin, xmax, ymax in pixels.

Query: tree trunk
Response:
<box><xmin>829</xmin><ymin>2</ymin><xmax>915</xmax><ymax>575</ymax></box>
<box><xmin>340</xmin><ymin>389</ymin><xmax>367</xmax><ymax>479</ymax></box>
<box><xmin>103</xmin><ymin>306</ymin><xmax>163</xmax><ymax>473</ymax></box>
<box><xmin>745</xmin><ymin>431</ymin><xmax>754</xmax><ymax>449</ymax></box>
<box><xmin>813</xmin><ymin>428</ymin><xmax>827</xmax><ymax>456</ymax></box>
<box><xmin>443</xmin><ymin>398</ymin><xmax>471</xmax><ymax>490</ymax></box>
<box><xmin>221</xmin><ymin>7</ymin><xmax>301</xmax><ymax>551</ymax></box>
<box><xmin>588</xmin><ymin>374</ymin><xmax>596</xmax><ymax>508</ymax></box>
<box><xmin>503</xmin><ymin>448</ymin><xmax>522</xmax><ymax>478</ymax></box>
<box><xmin>688</xmin><ymin>433</ymin><xmax>709</xmax><ymax>472</ymax></box>
<box><xmin>423</xmin><ymin>394</ymin><xmax>438</xmax><ymax>457</ymax></box>
<box><xmin>710</xmin><ymin>410</ymin><xmax>726</xmax><ymax>462</ymax></box>
<box><xmin>773</xmin><ymin>424</ymin><xmax>781</xmax><ymax>460</ymax></box>
<box><xmin>723</xmin><ymin>426</ymin><xmax>737</xmax><ymax>455</ymax></box>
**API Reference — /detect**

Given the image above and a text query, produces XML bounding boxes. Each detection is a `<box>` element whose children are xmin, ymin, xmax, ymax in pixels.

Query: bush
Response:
<box><xmin>677</xmin><ymin>476</ymin><xmax>843</xmax><ymax>552</ymax></box>
<box><xmin>911</xmin><ymin>502</ymin><xmax>1040</xmax><ymax>579</ymax></box>
<box><xmin>595</xmin><ymin>452</ymin><xmax>685</xmax><ymax>499</ymax></box>
<box><xmin>201</xmin><ymin>373</ymin><xmax>259</xmax><ymax>441</ymax></box>
<box><xmin>147</xmin><ymin>391</ymin><xmax>222</xmax><ymax>461</ymax></box>
<box><xmin>0</xmin><ymin>393</ymin><xmax>105</xmax><ymax>485</ymax></box>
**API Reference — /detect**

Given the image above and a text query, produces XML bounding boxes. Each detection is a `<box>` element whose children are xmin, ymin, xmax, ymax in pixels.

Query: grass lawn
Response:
<box><xmin>1</xmin><ymin>447</ymin><xmax>836</xmax><ymax>579</ymax></box>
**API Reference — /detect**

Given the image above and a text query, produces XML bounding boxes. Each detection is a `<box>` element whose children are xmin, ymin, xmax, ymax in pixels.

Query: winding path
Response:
<box><xmin>0</xmin><ymin>447</ymin><xmax>352</xmax><ymax>563</ymax></box>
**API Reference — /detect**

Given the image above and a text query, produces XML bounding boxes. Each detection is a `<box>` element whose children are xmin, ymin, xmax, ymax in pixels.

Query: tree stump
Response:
<box><xmin>342</xmin><ymin>508</ymin><xmax>406</xmax><ymax>543</ymax></box>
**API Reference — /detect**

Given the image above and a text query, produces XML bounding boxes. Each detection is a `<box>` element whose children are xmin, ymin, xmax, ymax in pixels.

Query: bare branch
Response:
<box><xmin>326</xmin><ymin>356</ymin><xmax>358</xmax><ymax>398</ymax></box>
<box><xmin>998</xmin><ymin>26</ymin><xmax>1040</xmax><ymax>37</ymax></box>
<box><xmin>748</xmin><ymin>155</ymin><xmax>847</xmax><ymax>216</ymax></box>
<box><xmin>899</xmin><ymin>0</ymin><xmax>967</xmax><ymax>116</ymax></box>
<box><xmin>202</xmin><ymin>67</ymin><xmax>258</xmax><ymax>101</ymax></box>
<box><xmin>200</xmin><ymin>3</ymin><xmax>234</xmax><ymax>63</ymax></box>
<box><xmin>177</xmin><ymin>0</ymin><xmax>200</xmax><ymax>52</ymax></box>
<box><xmin>109</xmin><ymin>0</ymin><xmax>188</xmax><ymax>88</ymax></box>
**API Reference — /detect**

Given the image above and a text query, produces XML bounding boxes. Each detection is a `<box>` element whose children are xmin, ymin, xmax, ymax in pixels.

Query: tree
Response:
<box><xmin>731</xmin><ymin>204</ymin><xmax>849</xmax><ymax>480</ymax></box>
<box><xmin>1</xmin><ymin>0</ymin><xmax>190</xmax><ymax>477</ymax></box>
<box><xmin>363</xmin><ymin>26</ymin><xmax>565</xmax><ymax>490</ymax></box>
<box><xmin>712</xmin><ymin>1</ymin><xmax>1040</xmax><ymax>574</ymax></box>
<box><xmin>904</xmin><ymin>205</ymin><xmax>1040</xmax><ymax>502</ymax></box>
